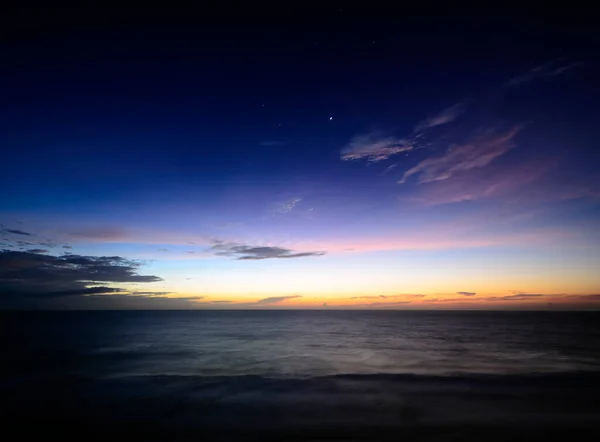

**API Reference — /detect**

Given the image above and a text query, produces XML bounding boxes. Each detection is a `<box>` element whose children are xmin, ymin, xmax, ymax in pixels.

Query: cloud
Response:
<box><xmin>256</xmin><ymin>295</ymin><xmax>301</xmax><ymax>305</ymax></box>
<box><xmin>343</xmin><ymin>294</ymin><xmax>424</xmax><ymax>301</ymax></box>
<box><xmin>127</xmin><ymin>291</ymin><xmax>173</xmax><ymax>296</ymax></box>
<box><xmin>506</xmin><ymin>60</ymin><xmax>581</xmax><ymax>87</ymax></box>
<box><xmin>399</xmin><ymin>126</ymin><xmax>521</xmax><ymax>184</ymax></box>
<box><xmin>51</xmin><ymin>287</ymin><xmax>124</xmax><ymax>297</ymax></box>
<box><xmin>407</xmin><ymin>156</ymin><xmax>551</xmax><ymax>206</ymax></box>
<box><xmin>381</xmin><ymin>164</ymin><xmax>398</xmax><ymax>175</ymax></box>
<box><xmin>211</xmin><ymin>241</ymin><xmax>325</xmax><ymax>260</ymax></box>
<box><xmin>341</xmin><ymin>131</ymin><xmax>413</xmax><ymax>162</ymax></box>
<box><xmin>415</xmin><ymin>102</ymin><xmax>464</xmax><ymax>131</ymax></box>
<box><xmin>366</xmin><ymin>301</ymin><xmax>412</xmax><ymax>307</ymax></box>
<box><xmin>457</xmin><ymin>291</ymin><xmax>476</xmax><ymax>296</ymax></box>
<box><xmin>274</xmin><ymin>197</ymin><xmax>302</xmax><ymax>214</ymax></box>
<box><xmin>424</xmin><ymin>293</ymin><xmax>550</xmax><ymax>303</ymax></box>
<box><xmin>0</xmin><ymin>250</ymin><xmax>162</xmax><ymax>307</ymax></box>
<box><xmin>26</xmin><ymin>249</ymin><xmax>49</xmax><ymax>254</ymax></box>
<box><xmin>62</xmin><ymin>245</ymin><xmax>72</xmax><ymax>249</ymax></box>
<box><xmin>342</xmin><ymin>102</ymin><xmax>463</xmax><ymax>164</ymax></box>
<box><xmin>494</xmin><ymin>294</ymin><xmax>545</xmax><ymax>301</ymax></box>
<box><xmin>1</xmin><ymin>228</ymin><xmax>33</xmax><ymax>236</ymax></box>
<box><xmin>575</xmin><ymin>294</ymin><xmax>600</xmax><ymax>301</ymax></box>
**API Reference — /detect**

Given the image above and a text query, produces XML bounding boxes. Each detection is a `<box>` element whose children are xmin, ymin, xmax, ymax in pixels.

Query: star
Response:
<box><xmin>329</xmin><ymin>116</ymin><xmax>333</xmax><ymax>121</ymax></box>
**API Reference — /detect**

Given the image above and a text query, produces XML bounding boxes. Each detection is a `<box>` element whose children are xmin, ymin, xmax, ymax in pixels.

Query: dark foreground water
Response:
<box><xmin>2</xmin><ymin>310</ymin><xmax>600</xmax><ymax>440</ymax></box>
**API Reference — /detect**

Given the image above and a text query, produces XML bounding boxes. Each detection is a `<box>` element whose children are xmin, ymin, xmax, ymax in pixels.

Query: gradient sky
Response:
<box><xmin>1</xmin><ymin>6</ymin><xmax>599</xmax><ymax>309</ymax></box>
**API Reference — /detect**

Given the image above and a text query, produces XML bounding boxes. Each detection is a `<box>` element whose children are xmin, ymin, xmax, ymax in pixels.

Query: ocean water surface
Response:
<box><xmin>2</xmin><ymin>310</ymin><xmax>600</xmax><ymax>440</ymax></box>
<box><xmin>3</xmin><ymin>310</ymin><xmax>600</xmax><ymax>379</ymax></box>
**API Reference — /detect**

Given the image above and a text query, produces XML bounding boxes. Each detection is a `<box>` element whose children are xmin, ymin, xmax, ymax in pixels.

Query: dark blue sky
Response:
<box><xmin>1</xmin><ymin>5</ymin><xmax>599</xmax><ymax>309</ymax></box>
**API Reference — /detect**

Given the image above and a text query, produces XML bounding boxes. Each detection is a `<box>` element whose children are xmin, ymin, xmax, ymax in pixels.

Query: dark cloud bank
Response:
<box><xmin>0</xmin><ymin>249</ymin><xmax>190</xmax><ymax>309</ymax></box>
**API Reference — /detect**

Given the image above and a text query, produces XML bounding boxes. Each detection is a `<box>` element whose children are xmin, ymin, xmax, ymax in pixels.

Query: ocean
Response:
<box><xmin>2</xmin><ymin>310</ymin><xmax>600</xmax><ymax>440</ymax></box>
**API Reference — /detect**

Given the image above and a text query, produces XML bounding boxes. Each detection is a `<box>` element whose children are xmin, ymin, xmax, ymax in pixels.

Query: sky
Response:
<box><xmin>1</xmin><ymin>5</ymin><xmax>599</xmax><ymax>309</ymax></box>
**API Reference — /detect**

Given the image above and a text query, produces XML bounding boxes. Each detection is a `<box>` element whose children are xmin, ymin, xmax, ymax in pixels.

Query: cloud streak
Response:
<box><xmin>274</xmin><ymin>197</ymin><xmax>303</xmax><ymax>214</ymax></box>
<box><xmin>341</xmin><ymin>131</ymin><xmax>413</xmax><ymax>162</ymax></box>
<box><xmin>211</xmin><ymin>241</ymin><xmax>325</xmax><ymax>260</ymax></box>
<box><xmin>506</xmin><ymin>60</ymin><xmax>581</xmax><ymax>87</ymax></box>
<box><xmin>415</xmin><ymin>102</ymin><xmax>464</xmax><ymax>131</ymax></box>
<box><xmin>399</xmin><ymin>126</ymin><xmax>521</xmax><ymax>184</ymax></box>
<box><xmin>341</xmin><ymin>101</ymin><xmax>464</xmax><ymax>164</ymax></box>
<box><xmin>256</xmin><ymin>295</ymin><xmax>301</xmax><ymax>304</ymax></box>
<box><xmin>1</xmin><ymin>228</ymin><xmax>33</xmax><ymax>236</ymax></box>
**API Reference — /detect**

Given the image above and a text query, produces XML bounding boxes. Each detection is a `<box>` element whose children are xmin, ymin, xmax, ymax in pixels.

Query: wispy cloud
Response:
<box><xmin>399</xmin><ymin>126</ymin><xmax>522</xmax><ymax>184</ymax></box>
<box><xmin>211</xmin><ymin>241</ymin><xmax>325</xmax><ymax>260</ymax></box>
<box><xmin>381</xmin><ymin>164</ymin><xmax>398</xmax><ymax>175</ymax></box>
<box><xmin>341</xmin><ymin>131</ymin><xmax>413</xmax><ymax>162</ymax></box>
<box><xmin>407</xmin><ymin>156</ymin><xmax>549</xmax><ymax>206</ymax></box>
<box><xmin>341</xmin><ymin>101</ymin><xmax>464</xmax><ymax>164</ymax></box>
<box><xmin>490</xmin><ymin>294</ymin><xmax>546</xmax><ymax>301</ymax></box>
<box><xmin>457</xmin><ymin>291</ymin><xmax>476</xmax><ymax>296</ymax></box>
<box><xmin>341</xmin><ymin>294</ymin><xmax>424</xmax><ymax>301</ymax></box>
<box><xmin>26</xmin><ymin>249</ymin><xmax>49</xmax><ymax>254</ymax></box>
<box><xmin>364</xmin><ymin>301</ymin><xmax>412</xmax><ymax>307</ymax></box>
<box><xmin>256</xmin><ymin>295</ymin><xmax>301</xmax><ymax>304</ymax></box>
<box><xmin>423</xmin><ymin>293</ymin><xmax>574</xmax><ymax>304</ymax></box>
<box><xmin>415</xmin><ymin>102</ymin><xmax>464</xmax><ymax>131</ymax></box>
<box><xmin>506</xmin><ymin>60</ymin><xmax>581</xmax><ymax>87</ymax></box>
<box><xmin>127</xmin><ymin>291</ymin><xmax>173</xmax><ymax>296</ymax></box>
<box><xmin>1</xmin><ymin>227</ymin><xmax>33</xmax><ymax>236</ymax></box>
<box><xmin>273</xmin><ymin>197</ymin><xmax>303</xmax><ymax>214</ymax></box>
<box><xmin>407</xmin><ymin>155</ymin><xmax>600</xmax><ymax>207</ymax></box>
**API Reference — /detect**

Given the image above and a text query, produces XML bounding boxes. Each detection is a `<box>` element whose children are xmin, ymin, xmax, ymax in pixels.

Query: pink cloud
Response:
<box><xmin>409</xmin><ymin>156</ymin><xmax>552</xmax><ymax>206</ymax></box>
<box><xmin>408</xmin><ymin>155</ymin><xmax>600</xmax><ymax>207</ymax></box>
<box><xmin>415</xmin><ymin>102</ymin><xmax>464</xmax><ymax>131</ymax></box>
<box><xmin>399</xmin><ymin>126</ymin><xmax>522</xmax><ymax>184</ymax></box>
<box><xmin>341</xmin><ymin>131</ymin><xmax>413</xmax><ymax>162</ymax></box>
